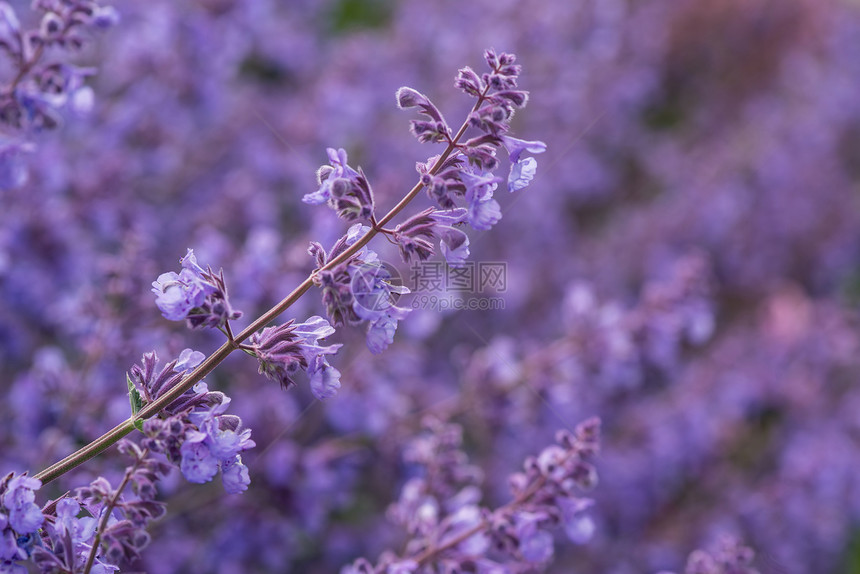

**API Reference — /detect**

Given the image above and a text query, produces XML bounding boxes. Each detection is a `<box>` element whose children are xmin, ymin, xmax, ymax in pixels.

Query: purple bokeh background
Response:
<box><xmin>2</xmin><ymin>0</ymin><xmax>860</xmax><ymax>572</ymax></box>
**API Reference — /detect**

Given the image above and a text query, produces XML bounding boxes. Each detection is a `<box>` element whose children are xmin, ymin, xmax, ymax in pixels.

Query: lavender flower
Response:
<box><xmin>392</xmin><ymin>208</ymin><xmax>471</xmax><ymax>267</ymax></box>
<box><xmin>396</xmin><ymin>87</ymin><xmax>451</xmax><ymax>144</ymax></box>
<box><xmin>0</xmin><ymin>0</ymin><xmax>117</xmax><ymax>190</ymax></box>
<box><xmin>657</xmin><ymin>539</ymin><xmax>761</xmax><ymax>574</ymax></box>
<box><xmin>1</xmin><ymin>474</ymin><xmax>43</xmax><ymax>535</ymax></box>
<box><xmin>31</xmin><ymin>498</ymin><xmax>110</xmax><ymax>574</ymax></box>
<box><xmin>151</xmin><ymin>249</ymin><xmax>242</xmax><ymax>329</ymax></box>
<box><xmin>0</xmin><ymin>139</ymin><xmax>33</xmax><ymax>191</ymax></box>
<box><xmin>310</xmin><ymin>225</ymin><xmax>413</xmax><ymax>354</ymax></box>
<box><xmin>249</xmin><ymin>316</ymin><xmax>343</xmax><ymax>398</ymax></box>
<box><xmin>430</xmin><ymin>209</ymin><xmax>470</xmax><ymax>267</ymax></box>
<box><xmin>501</xmin><ymin>136</ymin><xmax>547</xmax><ymax>192</ymax></box>
<box><xmin>0</xmin><ymin>473</ymin><xmax>43</xmax><ymax>572</ymax></box>
<box><xmin>460</xmin><ymin>169</ymin><xmax>503</xmax><ymax>230</ymax></box>
<box><xmin>128</xmin><ymin>351</ymin><xmax>256</xmax><ymax>491</ymax></box>
<box><xmin>304</xmin><ymin>148</ymin><xmax>375</xmax><ymax>221</ymax></box>
<box><xmin>389</xmin><ymin>48</ymin><xmax>545</xmax><ymax>273</ymax></box>
<box><xmin>344</xmin><ymin>417</ymin><xmax>600</xmax><ymax>572</ymax></box>
<box><xmin>32</xmin><ymin>441</ymin><xmax>171</xmax><ymax>573</ymax></box>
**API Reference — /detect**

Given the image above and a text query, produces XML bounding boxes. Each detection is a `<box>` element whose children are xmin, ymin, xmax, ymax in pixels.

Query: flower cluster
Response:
<box><xmin>343</xmin><ymin>417</ymin><xmax>600</xmax><ymax>572</ymax></box>
<box><xmin>33</xmin><ymin>441</ymin><xmax>171</xmax><ymax>573</ymax></box>
<box><xmin>151</xmin><ymin>249</ymin><xmax>242</xmax><ymax>330</ymax></box>
<box><xmin>129</xmin><ymin>350</ymin><xmax>255</xmax><ymax>493</ymax></box>
<box><xmin>0</xmin><ymin>473</ymin><xmax>43</xmax><ymax>572</ymax></box>
<box><xmin>390</xmin><ymin>49</ymin><xmax>547</xmax><ymax>268</ymax></box>
<box><xmin>1</xmin><ymin>0</ymin><xmax>858</xmax><ymax>571</ymax></box>
<box><xmin>393</xmin><ymin>207</ymin><xmax>471</xmax><ymax>267</ymax></box>
<box><xmin>303</xmin><ymin>148</ymin><xmax>375</xmax><ymax>222</ymax></box>
<box><xmin>0</xmin><ymin>0</ymin><xmax>118</xmax><ymax>189</ymax></box>
<box><xmin>658</xmin><ymin>539</ymin><xmax>761</xmax><ymax>574</ymax></box>
<box><xmin>248</xmin><ymin>315</ymin><xmax>343</xmax><ymax>399</ymax></box>
<box><xmin>309</xmin><ymin>224</ymin><xmax>411</xmax><ymax>355</ymax></box>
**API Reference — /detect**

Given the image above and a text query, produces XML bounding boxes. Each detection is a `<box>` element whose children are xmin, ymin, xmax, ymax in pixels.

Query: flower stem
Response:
<box><xmin>34</xmin><ymin>86</ymin><xmax>491</xmax><ymax>487</ymax></box>
<box><xmin>81</xmin><ymin>448</ymin><xmax>149</xmax><ymax>574</ymax></box>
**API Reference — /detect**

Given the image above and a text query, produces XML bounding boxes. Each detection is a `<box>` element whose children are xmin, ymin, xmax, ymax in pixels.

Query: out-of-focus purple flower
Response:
<box><xmin>354</xmin><ymin>417</ymin><xmax>600</xmax><ymax>571</ymax></box>
<box><xmin>558</xmin><ymin>497</ymin><xmax>595</xmax><ymax>544</ymax></box>
<box><xmin>0</xmin><ymin>0</ymin><xmax>116</xmax><ymax>155</ymax></box>
<box><xmin>1</xmin><ymin>474</ymin><xmax>42</xmax><ymax>535</ymax></box>
<box><xmin>514</xmin><ymin>512</ymin><xmax>554</xmax><ymax>563</ymax></box>
<box><xmin>657</xmin><ymin>538</ymin><xmax>761</xmax><ymax>574</ymax></box>
<box><xmin>0</xmin><ymin>140</ymin><xmax>33</xmax><ymax>191</ymax></box>
<box><xmin>221</xmin><ymin>455</ymin><xmax>251</xmax><ymax>494</ymax></box>
<box><xmin>92</xmin><ymin>5</ymin><xmax>120</xmax><ymax>28</ymax></box>
<box><xmin>0</xmin><ymin>3</ymin><xmax>20</xmax><ymax>40</ymax></box>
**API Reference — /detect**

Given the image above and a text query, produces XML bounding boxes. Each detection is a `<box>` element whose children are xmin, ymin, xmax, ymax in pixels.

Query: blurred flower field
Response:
<box><xmin>2</xmin><ymin>0</ymin><xmax>860</xmax><ymax>572</ymax></box>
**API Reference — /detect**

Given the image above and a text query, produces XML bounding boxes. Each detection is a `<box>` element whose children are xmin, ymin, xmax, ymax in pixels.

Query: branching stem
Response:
<box><xmin>34</xmin><ymin>83</ymin><xmax>492</xmax><ymax>486</ymax></box>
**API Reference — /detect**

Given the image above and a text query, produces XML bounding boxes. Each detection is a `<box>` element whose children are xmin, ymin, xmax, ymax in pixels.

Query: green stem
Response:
<box><xmin>34</xmin><ymin>86</ymin><xmax>491</xmax><ymax>487</ymax></box>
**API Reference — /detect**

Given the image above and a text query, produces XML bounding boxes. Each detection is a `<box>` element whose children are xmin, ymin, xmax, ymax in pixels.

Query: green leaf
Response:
<box><xmin>327</xmin><ymin>0</ymin><xmax>392</xmax><ymax>35</ymax></box>
<box><xmin>127</xmin><ymin>374</ymin><xmax>145</xmax><ymax>431</ymax></box>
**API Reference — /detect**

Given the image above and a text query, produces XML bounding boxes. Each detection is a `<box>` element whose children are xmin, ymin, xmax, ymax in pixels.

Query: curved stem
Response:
<box><xmin>411</xmin><ymin>474</ymin><xmax>548</xmax><ymax>565</ymax></box>
<box><xmin>81</xmin><ymin>448</ymin><xmax>149</xmax><ymax>574</ymax></box>
<box><xmin>34</xmin><ymin>86</ymin><xmax>491</xmax><ymax>486</ymax></box>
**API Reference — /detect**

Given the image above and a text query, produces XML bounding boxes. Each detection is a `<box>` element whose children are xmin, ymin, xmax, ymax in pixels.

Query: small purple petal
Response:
<box><xmin>508</xmin><ymin>157</ymin><xmax>538</xmax><ymax>192</ymax></box>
